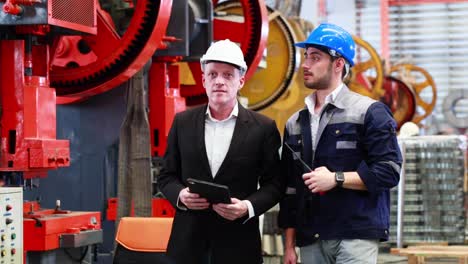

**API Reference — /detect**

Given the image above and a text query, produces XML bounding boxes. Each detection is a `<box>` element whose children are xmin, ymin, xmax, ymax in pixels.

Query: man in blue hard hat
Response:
<box><xmin>278</xmin><ymin>23</ymin><xmax>402</xmax><ymax>264</ymax></box>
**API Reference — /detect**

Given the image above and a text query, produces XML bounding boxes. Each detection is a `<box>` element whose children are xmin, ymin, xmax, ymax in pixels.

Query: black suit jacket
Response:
<box><xmin>157</xmin><ymin>103</ymin><xmax>283</xmax><ymax>264</ymax></box>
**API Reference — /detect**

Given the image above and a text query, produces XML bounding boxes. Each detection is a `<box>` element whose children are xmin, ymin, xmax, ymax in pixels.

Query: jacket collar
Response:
<box><xmin>331</xmin><ymin>84</ymin><xmax>350</xmax><ymax>110</ymax></box>
<box><xmin>205</xmin><ymin>101</ymin><xmax>239</xmax><ymax>121</ymax></box>
<box><xmin>296</xmin><ymin>84</ymin><xmax>351</xmax><ymax>123</ymax></box>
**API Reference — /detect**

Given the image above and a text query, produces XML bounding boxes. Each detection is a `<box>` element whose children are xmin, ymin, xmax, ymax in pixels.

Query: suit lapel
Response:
<box><xmin>196</xmin><ymin>104</ymin><xmax>213</xmax><ymax>180</ymax></box>
<box><xmin>213</xmin><ymin>103</ymin><xmax>249</xmax><ymax>180</ymax></box>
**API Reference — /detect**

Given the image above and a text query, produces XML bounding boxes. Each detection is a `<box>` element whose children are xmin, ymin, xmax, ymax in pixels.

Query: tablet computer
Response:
<box><xmin>187</xmin><ymin>178</ymin><xmax>231</xmax><ymax>204</ymax></box>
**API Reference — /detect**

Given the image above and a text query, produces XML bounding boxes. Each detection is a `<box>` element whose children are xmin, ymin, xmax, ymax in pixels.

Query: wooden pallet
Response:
<box><xmin>391</xmin><ymin>245</ymin><xmax>468</xmax><ymax>264</ymax></box>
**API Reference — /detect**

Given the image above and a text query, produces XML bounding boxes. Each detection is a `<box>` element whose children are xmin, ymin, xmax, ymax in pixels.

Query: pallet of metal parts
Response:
<box><xmin>390</xmin><ymin>135</ymin><xmax>467</xmax><ymax>245</ymax></box>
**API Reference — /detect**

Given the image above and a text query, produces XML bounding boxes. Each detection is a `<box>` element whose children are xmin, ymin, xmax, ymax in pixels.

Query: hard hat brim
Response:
<box><xmin>201</xmin><ymin>59</ymin><xmax>247</xmax><ymax>72</ymax></box>
<box><xmin>294</xmin><ymin>41</ymin><xmax>355</xmax><ymax>67</ymax></box>
<box><xmin>294</xmin><ymin>41</ymin><xmax>309</xmax><ymax>48</ymax></box>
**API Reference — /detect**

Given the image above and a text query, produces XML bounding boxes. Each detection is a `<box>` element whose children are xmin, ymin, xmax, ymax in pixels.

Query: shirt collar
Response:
<box><xmin>304</xmin><ymin>83</ymin><xmax>344</xmax><ymax>114</ymax></box>
<box><xmin>206</xmin><ymin>102</ymin><xmax>239</xmax><ymax>121</ymax></box>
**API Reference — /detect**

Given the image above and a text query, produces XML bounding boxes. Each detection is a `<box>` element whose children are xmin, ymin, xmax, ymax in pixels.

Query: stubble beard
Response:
<box><xmin>304</xmin><ymin>70</ymin><xmax>332</xmax><ymax>90</ymax></box>
<box><xmin>303</xmin><ymin>62</ymin><xmax>333</xmax><ymax>90</ymax></box>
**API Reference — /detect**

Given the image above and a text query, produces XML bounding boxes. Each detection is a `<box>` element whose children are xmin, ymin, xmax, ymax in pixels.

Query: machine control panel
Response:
<box><xmin>0</xmin><ymin>188</ymin><xmax>22</xmax><ymax>264</ymax></box>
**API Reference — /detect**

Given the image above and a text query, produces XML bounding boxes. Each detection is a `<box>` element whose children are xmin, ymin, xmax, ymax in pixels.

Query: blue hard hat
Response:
<box><xmin>296</xmin><ymin>23</ymin><xmax>356</xmax><ymax>67</ymax></box>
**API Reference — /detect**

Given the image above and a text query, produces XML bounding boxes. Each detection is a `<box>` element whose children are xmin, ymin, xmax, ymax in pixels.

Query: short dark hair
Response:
<box><xmin>329</xmin><ymin>56</ymin><xmax>349</xmax><ymax>79</ymax></box>
<box><xmin>306</xmin><ymin>44</ymin><xmax>343</xmax><ymax>59</ymax></box>
<box><xmin>307</xmin><ymin>45</ymin><xmax>349</xmax><ymax>79</ymax></box>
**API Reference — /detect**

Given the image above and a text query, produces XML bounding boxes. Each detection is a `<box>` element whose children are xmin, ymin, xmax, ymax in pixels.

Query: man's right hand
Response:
<box><xmin>179</xmin><ymin>187</ymin><xmax>210</xmax><ymax>210</ymax></box>
<box><xmin>283</xmin><ymin>247</ymin><xmax>298</xmax><ymax>264</ymax></box>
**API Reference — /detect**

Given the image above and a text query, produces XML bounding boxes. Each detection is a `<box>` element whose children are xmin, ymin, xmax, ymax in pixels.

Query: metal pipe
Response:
<box><xmin>396</xmin><ymin>141</ymin><xmax>406</xmax><ymax>248</ymax></box>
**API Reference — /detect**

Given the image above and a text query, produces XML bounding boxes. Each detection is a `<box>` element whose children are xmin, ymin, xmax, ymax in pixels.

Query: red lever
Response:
<box><xmin>3</xmin><ymin>2</ymin><xmax>22</xmax><ymax>15</ymax></box>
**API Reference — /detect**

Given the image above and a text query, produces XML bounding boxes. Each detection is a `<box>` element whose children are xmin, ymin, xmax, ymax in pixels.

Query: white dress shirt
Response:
<box><xmin>205</xmin><ymin>104</ymin><xmax>238</xmax><ymax>177</ymax></box>
<box><xmin>304</xmin><ymin>84</ymin><xmax>343</xmax><ymax>151</ymax></box>
<box><xmin>205</xmin><ymin>103</ymin><xmax>254</xmax><ymax>219</ymax></box>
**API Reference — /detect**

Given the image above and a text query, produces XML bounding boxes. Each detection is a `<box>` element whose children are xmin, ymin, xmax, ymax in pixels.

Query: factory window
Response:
<box><xmin>356</xmin><ymin>0</ymin><xmax>468</xmax><ymax>134</ymax></box>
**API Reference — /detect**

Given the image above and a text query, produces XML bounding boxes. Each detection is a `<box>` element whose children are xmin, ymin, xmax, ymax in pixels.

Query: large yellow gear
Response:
<box><xmin>208</xmin><ymin>4</ymin><xmax>301</xmax><ymax>134</ymax></box>
<box><xmin>376</xmin><ymin>76</ymin><xmax>416</xmax><ymax>129</ymax></box>
<box><xmin>346</xmin><ymin>36</ymin><xmax>384</xmax><ymax>100</ymax></box>
<box><xmin>259</xmin><ymin>21</ymin><xmax>386</xmax><ymax>134</ymax></box>
<box><xmin>390</xmin><ymin>64</ymin><xmax>437</xmax><ymax>124</ymax></box>
<box><xmin>225</xmin><ymin>5</ymin><xmax>299</xmax><ymax>111</ymax></box>
<box><xmin>259</xmin><ymin>17</ymin><xmax>311</xmax><ymax>134</ymax></box>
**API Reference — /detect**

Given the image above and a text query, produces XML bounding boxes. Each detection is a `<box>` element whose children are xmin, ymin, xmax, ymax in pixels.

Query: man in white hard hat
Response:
<box><xmin>158</xmin><ymin>39</ymin><xmax>284</xmax><ymax>264</ymax></box>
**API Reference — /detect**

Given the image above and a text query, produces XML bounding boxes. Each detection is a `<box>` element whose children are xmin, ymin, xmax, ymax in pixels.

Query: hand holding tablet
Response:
<box><xmin>187</xmin><ymin>178</ymin><xmax>231</xmax><ymax>204</ymax></box>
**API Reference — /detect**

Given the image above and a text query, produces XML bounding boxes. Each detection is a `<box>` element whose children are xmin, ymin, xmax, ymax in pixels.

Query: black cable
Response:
<box><xmin>63</xmin><ymin>246</ymin><xmax>89</xmax><ymax>263</ymax></box>
<box><xmin>31</xmin><ymin>217</ymin><xmax>42</xmax><ymax>228</ymax></box>
<box><xmin>93</xmin><ymin>244</ymin><xmax>98</xmax><ymax>262</ymax></box>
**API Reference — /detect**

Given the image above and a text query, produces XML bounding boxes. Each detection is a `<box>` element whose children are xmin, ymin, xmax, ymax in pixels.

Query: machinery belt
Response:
<box><xmin>115</xmin><ymin>67</ymin><xmax>152</xmax><ymax>231</ymax></box>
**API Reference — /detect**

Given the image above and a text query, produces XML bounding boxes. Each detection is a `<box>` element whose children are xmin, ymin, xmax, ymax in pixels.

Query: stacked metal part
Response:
<box><xmin>390</xmin><ymin>136</ymin><xmax>467</xmax><ymax>244</ymax></box>
<box><xmin>262</xmin><ymin>206</ymin><xmax>284</xmax><ymax>261</ymax></box>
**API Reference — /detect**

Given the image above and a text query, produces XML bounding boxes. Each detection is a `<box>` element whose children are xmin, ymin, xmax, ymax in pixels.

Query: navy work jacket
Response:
<box><xmin>278</xmin><ymin>86</ymin><xmax>402</xmax><ymax>247</ymax></box>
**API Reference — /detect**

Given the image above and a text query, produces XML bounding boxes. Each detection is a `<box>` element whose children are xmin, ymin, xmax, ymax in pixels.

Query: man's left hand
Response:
<box><xmin>212</xmin><ymin>198</ymin><xmax>248</xmax><ymax>221</ymax></box>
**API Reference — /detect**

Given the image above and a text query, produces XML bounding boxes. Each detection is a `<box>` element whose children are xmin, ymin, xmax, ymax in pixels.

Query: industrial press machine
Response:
<box><xmin>0</xmin><ymin>0</ymin><xmax>271</xmax><ymax>263</ymax></box>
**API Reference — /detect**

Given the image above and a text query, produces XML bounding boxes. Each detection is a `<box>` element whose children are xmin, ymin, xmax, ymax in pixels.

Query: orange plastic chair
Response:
<box><xmin>113</xmin><ymin>217</ymin><xmax>174</xmax><ymax>263</ymax></box>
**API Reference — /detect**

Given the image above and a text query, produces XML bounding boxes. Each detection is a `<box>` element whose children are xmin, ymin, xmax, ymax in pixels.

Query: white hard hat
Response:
<box><xmin>200</xmin><ymin>39</ymin><xmax>248</xmax><ymax>72</ymax></box>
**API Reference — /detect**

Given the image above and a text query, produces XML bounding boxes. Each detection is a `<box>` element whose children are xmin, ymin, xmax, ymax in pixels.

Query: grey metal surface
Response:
<box><xmin>0</xmin><ymin>2</ymin><xmax>48</xmax><ymax>25</ymax></box>
<box><xmin>27</xmin><ymin>247</ymin><xmax>93</xmax><ymax>264</ymax></box>
<box><xmin>154</xmin><ymin>0</ymin><xmax>213</xmax><ymax>60</ymax></box>
<box><xmin>154</xmin><ymin>0</ymin><xmax>189</xmax><ymax>57</ymax></box>
<box><xmin>60</xmin><ymin>229</ymin><xmax>103</xmax><ymax>248</ymax></box>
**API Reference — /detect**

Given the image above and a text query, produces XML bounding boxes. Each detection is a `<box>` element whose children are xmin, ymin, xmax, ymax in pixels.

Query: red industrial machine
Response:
<box><xmin>0</xmin><ymin>0</ymin><xmax>269</xmax><ymax>262</ymax></box>
<box><xmin>106</xmin><ymin>0</ymin><xmax>270</xmax><ymax>220</ymax></box>
<box><xmin>0</xmin><ymin>0</ymin><xmax>103</xmax><ymax>262</ymax></box>
<box><xmin>23</xmin><ymin>201</ymin><xmax>101</xmax><ymax>251</ymax></box>
<box><xmin>0</xmin><ymin>0</ymin><xmax>173</xmax><ymax>262</ymax></box>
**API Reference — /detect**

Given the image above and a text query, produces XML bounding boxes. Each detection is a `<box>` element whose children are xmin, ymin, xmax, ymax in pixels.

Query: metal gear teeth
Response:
<box><xmin>250</xmin><ymin>5</ymin><xmax>297</xmax><ymax>111</ymax></box>
<box><xmin>53</xmin><ymin>0</ymin><xmax>159</xmax><ymax>96</ymax></box>
<box><xmin>216</xmin><ymin>0</ymin><xmax>262</xmax><ymax>67</ymax></box>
